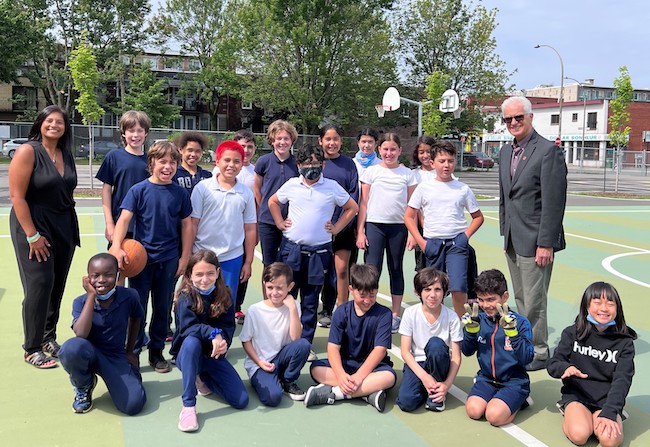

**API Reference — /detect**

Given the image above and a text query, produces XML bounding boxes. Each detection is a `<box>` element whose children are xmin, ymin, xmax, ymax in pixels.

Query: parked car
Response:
<box><xmin>77</xmin><ymin>141</ymin><xmax>121</xmax><ymax>158</ymax></box>
<box><xmin>2</xmin><ymin>138</ymin><xmax>28</xmax><ymax>158</ymax></box>
<box><xmin>463</xmin><ymin>151</ymin><xmax>495</xmax><ymax>169</ymax></box>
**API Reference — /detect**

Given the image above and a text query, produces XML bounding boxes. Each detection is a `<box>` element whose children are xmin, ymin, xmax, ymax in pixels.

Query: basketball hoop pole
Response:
<box><xmin>400</xmin><ymin>96</ymin><xmax>433</xmax><ymax>137</ymax></box>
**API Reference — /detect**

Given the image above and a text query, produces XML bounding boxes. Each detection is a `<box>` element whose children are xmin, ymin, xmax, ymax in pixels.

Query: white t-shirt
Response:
<box><xmin>353</xmin><ymin>156</ymin><xmax>382</xmax><ymax>179</ymax></box>
<box><xmin>398</xmin><ymin>303</ymin><xmax>463</xmax><ymax>362</ymax></box>
<box><xmin>212</xmin><ymin>164</ymin><xmax>256</xmax><ymax>190</ymax></box>
<box><xmin>239</xmin><ymin>300</ymin><xmax>300</xmax><ymax>378</ymax></box>
<box><xmin>275</xmin><ymin>176</ymin><xmax>350</xmax><ymax>246</ymax></box>
<box><xmin>191</xmin><ymin>176</ymin><xmax>257</xmax><ymax>261</ymax></box>
<box><xmin>413</xmin><ymin>167</ymin><xmax>437</xmax><ymax>183</ymax></box>
<box><xmin>361</xmin><ymin>164</ymin><xmax>417</xmax><ymax>224</ymax></box>
<box><xmin>408</xmin><ymin>179</ymin><xmax>480</xmax><ymax>239</ymax></box>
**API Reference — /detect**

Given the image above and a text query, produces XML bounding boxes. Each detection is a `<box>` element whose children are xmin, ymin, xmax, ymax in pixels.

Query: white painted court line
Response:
<box><xmin>602</xmin><ymin>252</ymin><xmax>650</xmax><ymax>288</ymax></box>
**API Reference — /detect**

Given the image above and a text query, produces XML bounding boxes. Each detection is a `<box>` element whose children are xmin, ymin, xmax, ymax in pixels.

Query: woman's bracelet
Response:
<box><xmin>26</xmin><ymin>232</ymin><xmax>41</xmax><ymax>244</ymax></box>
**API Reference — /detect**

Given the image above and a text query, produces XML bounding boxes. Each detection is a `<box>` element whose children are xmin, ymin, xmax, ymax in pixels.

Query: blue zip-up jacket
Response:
<box><xmin>462</xmin><ymin>311</ymin><xmax>534</xmax><ymax>389</ymax></box>
<box><xmin>170</xmin><ymin>291</ymin><xmax>235</xmax><ymax>358</ymax></box>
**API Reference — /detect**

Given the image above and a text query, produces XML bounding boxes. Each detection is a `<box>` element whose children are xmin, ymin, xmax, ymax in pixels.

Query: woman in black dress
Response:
<box><xmin>9</xmin><ymin>105</ymin><xmax>80</xmax><ymax>369</ymax></box>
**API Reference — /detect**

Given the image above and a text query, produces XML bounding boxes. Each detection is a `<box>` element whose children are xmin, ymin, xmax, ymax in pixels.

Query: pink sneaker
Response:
<box><xmin>178</xmin><ymin>406</ymin><xmax>198</xmax><ymax>432</ymax></box>
<box><xmin>196</xmin><ymin>375</ymin><xmax>212</xmax><ymax>396</ymax></box>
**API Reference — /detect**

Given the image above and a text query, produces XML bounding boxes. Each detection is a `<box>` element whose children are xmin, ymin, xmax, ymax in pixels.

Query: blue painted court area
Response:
<box><xmin>0</xmin><ymin>203</ymin><xmax>648</xmax><ymax>446</ymax></box>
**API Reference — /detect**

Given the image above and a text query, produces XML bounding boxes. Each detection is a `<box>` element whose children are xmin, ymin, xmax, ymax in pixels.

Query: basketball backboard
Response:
<box><xmin>439</xmin><ymin>89</ymin><xmax>459</xmax><ymax>113</ymax></box>
<box><xmin>383</xmin><ymin>87</ymin><xmax>401</xmax><ymax>111</ymax></box>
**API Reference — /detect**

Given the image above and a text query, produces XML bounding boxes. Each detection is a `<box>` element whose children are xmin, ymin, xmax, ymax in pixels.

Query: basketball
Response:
<box><xmin>120</xmin><ymin>239</ymin><xmax>147</xmax><ymax>278</ymax></box>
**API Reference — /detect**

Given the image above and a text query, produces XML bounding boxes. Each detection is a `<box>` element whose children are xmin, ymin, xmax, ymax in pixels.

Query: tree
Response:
<box><xmin>236</xmin><ymin>0</ymin><xmax>397</xmax><ymax>133</ymax></box>
<box><xmin>0</xmin><ymin>0</ymin><xmax>47</xmax><ymax>83</ymax></box>
<box><xmin>608</xmin><ymin>65</ymin><xmax>633</xmax><ymax>192</ymax></box>
<box><xmin>117</xmin><ymin>62</ymin><xmax>181</xmax><ymax>128</ymax></box>
<box><xmin>14</xmin><ymin>0</ymin><xmax>150</xmax><ymax>114</ymax></box>
<box><xmin>155</xmin><ymin>0</ymin><xmax>241</xmax><ymax>130</ymax></box>
<box><xmin>70</xmin><ymin>38</ymin><xmax>104</xmax><ymax>188</ymax></box>
<box><xmin>422</xmin><ymin>71</ymin><xmax>451</xmax><ymax>137</ymax></box>
<box><xmin>395</xmin><ymin>0</ymin><xmax>511</xmax><ymax>134</ymax></box>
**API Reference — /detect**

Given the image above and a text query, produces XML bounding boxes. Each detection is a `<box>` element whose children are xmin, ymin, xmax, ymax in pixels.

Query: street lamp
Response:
<box><xmin>535</xmin><ymin>44</ymin><xmax>564</xmax><ymax>146</ymax></box>
<box><xmin>565</xmin><ymin>77</ymin><xmax>587</xmax><ymax>168</ymax></box>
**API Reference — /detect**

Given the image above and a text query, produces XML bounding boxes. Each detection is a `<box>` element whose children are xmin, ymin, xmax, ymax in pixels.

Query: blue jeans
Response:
<box><xmin>176</xmin><ymin>335</ymin><xmax>249</xmax><ymax>408</ymax></box>
<box><xmin>396</xmin><ymin>337</ymin><xmax>451</xmax><ymax>412</ymax></box>
<box><xmin>250</xmin><ymin>338</ymin><xmax>311</xmax><ymax>407</ymax></box>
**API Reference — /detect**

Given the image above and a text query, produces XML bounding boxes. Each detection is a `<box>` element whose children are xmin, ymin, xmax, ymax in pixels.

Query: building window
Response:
<box><xmin>12</xmin><ymin>86</ymin><xmax>38</xmax><ymax>112</ymax></box>
<box><xmin>587</xmin><ymin>112</ymin><xmax>597</xmax><ymax>129</ymax></box>
<box><xmin>550</xmin><ymin>114</ymin><xmax>559</xmax><ymax>125</ymax></box>
<box><xmin>241</xmin><ymin>101</ymin><xmax>253</xmax><ymax>110</ymax></box>
<box><xmin>572</xmin><ymin>113</ymin><xmax>578</xmax><ymax>122</ymax></box>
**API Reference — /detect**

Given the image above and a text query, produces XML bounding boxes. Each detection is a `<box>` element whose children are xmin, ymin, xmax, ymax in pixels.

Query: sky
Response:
<box><xmin>478</xmin><ymin>0</ymin><xmax>650</xmax><ymax>90</ymax></box>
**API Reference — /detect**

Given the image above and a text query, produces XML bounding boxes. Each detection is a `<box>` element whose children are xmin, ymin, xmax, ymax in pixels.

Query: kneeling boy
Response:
<box><xmin>240</xmin><ymin>262</ymin><xmax>311</xmax><ymax>406</ymax></box>
<box><xmin>462</xmin><ymin>269</ymin><xmax>533</xmax><ymax>426</ymax></box>
<box><xmin>59</xmin><ymin>253</ymin><xmax>146</xmax><ymax>415</ymax></box>
<box><xmin>396</xmin><ymin>268</ymin><xmax>462</xmax><ymax>412</ymax></box>
<box><xmin>305</xmin><ymin>264</ymin><xmax>396</xmax><ymax>412</ymax></box>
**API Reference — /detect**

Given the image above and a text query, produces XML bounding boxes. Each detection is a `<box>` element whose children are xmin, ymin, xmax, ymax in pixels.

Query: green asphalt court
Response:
<box><xmin>1</xmin><ymin>201</ymin><xmax>648</xmax><ymax>447</ymax></box>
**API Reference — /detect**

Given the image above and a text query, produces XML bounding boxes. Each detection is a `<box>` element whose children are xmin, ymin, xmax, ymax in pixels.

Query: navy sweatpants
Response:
<box><xmin>59</xmin><ymin>337</ymin><xmax>146</xmax><ymax>415</ymax></box>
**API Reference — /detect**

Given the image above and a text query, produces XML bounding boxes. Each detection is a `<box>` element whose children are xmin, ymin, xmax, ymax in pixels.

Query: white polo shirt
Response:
<box><xmin>191</xmin><ymin>176</ymin><xmax>257</xmax><ymax>261</ymax></box>
<box><xmin>275</xmin><ymin>175</ymin><xmax>350</xmax><ymax>246</ymax></box>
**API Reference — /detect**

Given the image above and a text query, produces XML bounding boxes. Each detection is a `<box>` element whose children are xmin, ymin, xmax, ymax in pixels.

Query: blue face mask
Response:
<box><xmin>96</xmin><ymin>286</ymin><xmax>117</xmax><ymax>301</ymax></box>
<box><xmin>587</xmin><ymin>313</ymin><xmax>616</xmax><ymax>327</ymax></box>
<box><xmin>193</xmin><ymin>283</ymin><xmax>216</xmax><ymax>296</ymax></box>
<box><xmin>300</xmin><ymin>166</ymin><xmax>322</xmax><ymax>181</ymax></box>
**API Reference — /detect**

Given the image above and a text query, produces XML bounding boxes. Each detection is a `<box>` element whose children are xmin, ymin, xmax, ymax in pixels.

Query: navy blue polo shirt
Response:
<box><xmin>71</xmin><ymin>287</ymin><xmax>144</xmax><ymax>355</ymax></box>
<box><xmin>323</xmin><ymin>154</ymin><xmax>358</xmax><ymax>226</ymax></box>
<box><xmin>254</xmin><ymin>151</ymin><xmax>298</xmax><ymax>225</ymax></box>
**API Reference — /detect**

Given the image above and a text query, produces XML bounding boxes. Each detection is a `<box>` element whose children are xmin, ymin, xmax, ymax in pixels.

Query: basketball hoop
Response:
<box><xmin>375</xmin><ymin>105</ymin><xmax>392</xmax><ymax>118</ymax></box>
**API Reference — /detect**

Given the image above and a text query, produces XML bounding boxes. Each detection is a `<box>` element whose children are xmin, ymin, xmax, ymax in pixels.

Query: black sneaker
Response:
<box><xmin>363</xmin><ymin>390</ymin><xmax>386</xmax><ymax>412</ymax></box>
<box><xmin>72</xmin><ymin>375</ymin><xmax>98</xmax><ymax>413</ymax></box>
<box><xmin>149</xmin><ymin>351</ymin><xmax>172</xmax><ymax>373</ymax></box>
<box><xmin>425</xmin><ymin>397</ymin><xmax>445</xmax><ymax>412</ymax></box>
<box><xmin>317</xmin><ymin>312</ymin><xmax>332</xmax><ymax>328</ymax></box>
<box><xmin>282</xmin><ymin>382</ymin><xmax>306</xmax><ymax>401</ymax></box>
<box><xmin>304</xmin><ymin>384</ymin><xmax>335</xmax><ymax>407</ymax></box>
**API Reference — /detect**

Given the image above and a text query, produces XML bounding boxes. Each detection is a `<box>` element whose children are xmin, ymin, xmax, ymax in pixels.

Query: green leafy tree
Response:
<box><xmin>155</xmin><ymin>0</ymin><xmax>241</xmax><ymax>130</ymax></box>
<box><xmin>0</xmin><ymin>0</ymin><xmax>47</xmax><ymax>83</ymax></box>
<box><xmin>237</xmin><ymin>0</ymin><xmax>397</xmax><ymax>133</ymax></box>
<box><xmin>608</xmin><ymin>65</ymin><xmax>633</xmax><ymax>191</ymax></box>
<box><xmin>395</xmin><ymin>0</ymin><xmax>511</xmax><ymax>134</ymax></box>
<box><xmin>422</xmin><ymin>71</ymin><xmax>451</xmax><ymax>137</ymax></box>
<box><xmin>118</xmin><ymin>62</ymin><xmax>181</xmax><ymax>128</ymax></box>
<box><xmin>70</xmin><ymin>39</ymin><xmax>105</xmax><ymax>188</ymax></box>
<box><xmin>16</xmin><ymin>0</ymin><xmax>149</xmax><ymax>113</ymax></box>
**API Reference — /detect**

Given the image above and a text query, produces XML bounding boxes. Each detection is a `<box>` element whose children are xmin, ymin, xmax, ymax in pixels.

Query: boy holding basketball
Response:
<box><xmin>110</xmin><ymin>141</ymin><xmax>193</xmax><ymax>374</ymax></box>
<box><xmin>58</xmin><ymin>253</ymin><xmax>146</xmax><ymax>415</ymax></box>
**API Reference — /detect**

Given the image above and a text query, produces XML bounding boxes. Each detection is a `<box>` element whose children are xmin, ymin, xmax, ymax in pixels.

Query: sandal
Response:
<box><xmin>24</xmin><ymin>351</ymin><xmax>58</xmax><ymax>369</ymax></box>
<box><xmin>42</xmin><ymin>340</ymin><xmax>61</xmax><ymax>357</ymax></box>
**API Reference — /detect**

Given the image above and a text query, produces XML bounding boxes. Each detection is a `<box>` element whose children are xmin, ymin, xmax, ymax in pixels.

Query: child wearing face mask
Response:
<box><xmin>268</xmin><ymin>144</ymin><xmax>358</xmax><ymax>361</ymax></box>
<box><xmin>547</xmin><ymin>282</ymin><xmax>636</xmax><ymax>447</ymax></box>
<box><xmin>171</xmin><ymin>249</ymin><xmax>249</xmax><ymax>432</ymax></box>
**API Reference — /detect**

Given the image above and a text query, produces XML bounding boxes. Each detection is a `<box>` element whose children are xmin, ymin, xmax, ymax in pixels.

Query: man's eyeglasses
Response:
<box><xmin>502</xmin><ymin>114</ymin><xmax>525</xmax><ymax>125</ymax></box>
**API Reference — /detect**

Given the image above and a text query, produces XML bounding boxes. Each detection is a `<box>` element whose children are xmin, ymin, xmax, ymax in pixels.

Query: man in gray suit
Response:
<box><xmin>498</xmin><ymin>96</ymin><xmax>567</xmax><ymax>371</ymax></box>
